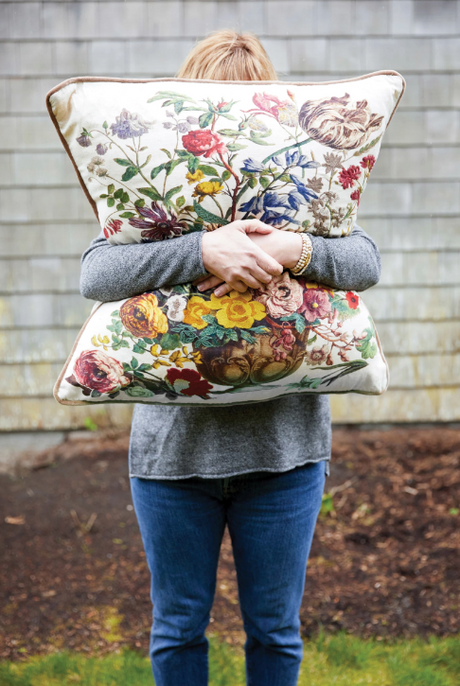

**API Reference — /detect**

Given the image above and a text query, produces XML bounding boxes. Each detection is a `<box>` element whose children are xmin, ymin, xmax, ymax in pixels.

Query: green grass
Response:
<box><xmin>1</xmin><ymin>633</ymin><xmax>459</xmax><ymax>685</ymax></box>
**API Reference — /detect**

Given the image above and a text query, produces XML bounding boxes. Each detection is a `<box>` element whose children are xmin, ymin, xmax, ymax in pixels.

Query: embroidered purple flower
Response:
<box><xmin>77</xmin><ymin>132</ymin><xmax>92</xmax><ymax>147</ymax></box>
<box><xmin>128</xmin><ymin>202</ymin><xmax>187</xmax><ymax>241</ymax></box>
<box><xmin>96</xmin><ymin>143</ymin><xmax>108</xmax><ymax>155</ymax></box>
<box><xmin>110</xmin><ymin>109</ymin><xmax>152</xmax><ymax>139</ymax></box>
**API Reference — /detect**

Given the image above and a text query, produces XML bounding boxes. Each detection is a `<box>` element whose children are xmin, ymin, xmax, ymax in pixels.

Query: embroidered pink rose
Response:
<box><xmin>254</xmin><ymin>271</ymin><xmax>303</xmax><ymax>318</ymax></box>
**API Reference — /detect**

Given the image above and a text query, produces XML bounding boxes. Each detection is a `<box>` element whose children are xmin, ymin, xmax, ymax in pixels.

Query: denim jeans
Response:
<box><xmin>130</xmin><ymin>459</ymin><xmax>326</xmax><ymax>686</ymax></box>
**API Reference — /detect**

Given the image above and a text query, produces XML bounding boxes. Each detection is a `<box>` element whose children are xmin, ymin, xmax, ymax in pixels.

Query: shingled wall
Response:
<box><xmin>0</xmin><ymin>0</ymin><xmax>459</xmax><ymax>433</ymax></box>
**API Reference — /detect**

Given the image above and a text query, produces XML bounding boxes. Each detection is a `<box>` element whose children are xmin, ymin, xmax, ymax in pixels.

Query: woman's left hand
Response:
<box><xmin>193</xmin><ymin>229</ymin><xmax>303</xmax><ymax>297</ymax></box>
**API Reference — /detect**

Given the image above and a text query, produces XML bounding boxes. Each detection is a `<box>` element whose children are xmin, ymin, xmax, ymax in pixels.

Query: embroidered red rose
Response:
<box><xmin>166</xmin><ymin>368</ymin><xmax>213</xmax><ymax>397</ymax></box>
<box><xmin>338</xmin><ymin>165</ymin><xmax>361</xmax><ymax>189</ymax></box>
<box><xmin>346</xmin><ymin>291</ymin><xmax>360</xmax><ymax>309</ymax></box>
<box><xmin>182</xmin><ymin>130</ymin><xmax>228</xmax><ymax>158</ymax></box>
<box><xmin>360</xmin><ymin>155</ymin><xmax>376</xmax><ymax>171</ymax></box>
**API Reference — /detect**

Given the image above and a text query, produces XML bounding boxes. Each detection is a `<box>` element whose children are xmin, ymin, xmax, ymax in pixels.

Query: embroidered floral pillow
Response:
<box><xmin>46</xmin><ymin>72</ymin><xmax>404</xmax><ymax>242</ymax></box>
<box><xmin>54</xmin><ymin>277</ymin><xmax>389</xmax><ymax>406</ymax></box>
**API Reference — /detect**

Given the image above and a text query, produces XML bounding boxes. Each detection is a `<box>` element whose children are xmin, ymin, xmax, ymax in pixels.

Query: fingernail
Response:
<box><xmin>214</xmin><ymin>289</ymin><xmax>222</xmax><ymax>297</ymax></box>
<box><xmin>197</xmin><ymin>284</ymin><xmax>204</xmax><ymax>291</ymax></box>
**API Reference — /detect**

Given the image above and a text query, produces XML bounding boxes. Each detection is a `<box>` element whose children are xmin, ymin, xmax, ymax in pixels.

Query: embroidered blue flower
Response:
<box><xmin>290</xmin><ymin>174</ymin><xmax>319</xmax><ymax>202</ymax></box>
<box><xmin>285</xmin><ymin>149</ymin><xmax>300</xmax><ymax>167</ymax></box>
<box><xmin>241</xmin><ymin>158</ymin><xmax>265</xmax><ymax>174</ymax></box>
<box><xmin>298</xmin><ymin>156</ymin><xmax>321</xmax><ymax>169</ymax></box>
<box><xmin>239</xmin><ymin>195</ymin><xmax>265</xmax><ymax>214</ymax></box>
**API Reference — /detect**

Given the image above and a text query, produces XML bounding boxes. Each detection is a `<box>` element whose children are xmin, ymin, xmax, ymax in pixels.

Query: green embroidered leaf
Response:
<box><xmin>199</xmin><ymin>112</ymin><xmax>213</xmax><ymax>129</ymax></box>
<box><xmin>259</xmin><ymin>176</ymin><xmax>270</xmax><ymax>189</ymax></box>
<box><xmin>132</xmin><ymin>343</ymin><xmax>147</xmax><ymax>354</ymax></box>
<box><xmin>147</xmin><ymin>90</ymin><xmax>194</xmax><ymax>103</ymax></box>
<box><xmin>107</xmin><ymin>197</ymin><xmax>115</xmax><ymax>207</ymax></box>
<box><xmin>118</xmin><ymin>339</ymin><xmax>130</xmax><ymax>348</ymax></box>
<box><xmin>125</xmin><ymin>386</ymin><xmax>155</xmax><ymax>397</ymax></box>
<box><xmin>161</xmin><ymin>148</ymin><xmax>172</xmax><ymax>159</ymax></box>
<box><xmin>116</xmin><ymin>203</ymin><xmax>125</xmax><ymax>211</ymax></box>
<box><xmin>240</xmin><ymin>330</ymin><xmax>256</xmax><ymax>344</ymax></box>
<box><xmin>130</xmin><ymin>357</ymin><xmax>139</xmax><ymax>369</ymax></box>
<box><xmin>198</xmin><ymin>164</ymin><xmax>219</xmax><ymax>176</ymax></box>
<box><xmin>142</xmin><ymin>337</ymin><xmax>154</xmax><ymax>344</ymax></box>
<box><xmin>354</xmin><ymin>134</ymin><xmax>382</xmax><ymax>156</ymax></box>
<box><xmin>176</xmin><ymin>195</ymin><xmax>186</xmax><ymax>208</ymax></box>
<box><xmin>99</xmin><ymin>194</ymin><xmax>109</xmax><ymax>199</ymax></box>
<box><xmin>103</xmin><ymin>121</ymin><xmax>108</xmax><ymax>130</ymax></box>
<box><xmin>249</xmin><ymin>131</ymin><xmax>273</xmax><ymax>146</ymax></box>
<box><xmin>165</xmin><ymin>158</ymin><xmax>184</xmax><ymax>176</ymax></box>
<box><xmin>150</xmin><ymin>162</ymin><xmax>167</xmax><ymax>179</ymax></box>
<box><xmin>119</xmin><ymin>211</ymin><xmax>135</xmax><ymax>218</ymax></box>
<box><xmin>90</xmin><ymin>389</ymin><xmax>102</xmax><ymax>397</ymax></box>
<box><xmin>307</xmin><ymin>334</ymin><xmax>317</xmax><ymax>345</ymax></box>
<box><xmin>217</xmin><ymin>128</ymin><xmax>241</xmax><ymax>137</ymax></box>
<box><xmin>114</xmin><ymin>188</ymin><xmax>124</xmax><ymax>199</ymax></box>
<box><xmin>137</xmin><ymin>363</ymin><xmax>153</xmax><ymax>372</ymax></box>
<box><xmin>193</xmin><ymin>201</ymin><xmax>229</xmax><ymax>225</ymax></box>
<box><xmin>218</xmin><ymin>113</ymin><xmax>237</xmax><ymax>121</ymax></box>
<box><xmin>114</xmin><ymin>158</ymin><xmax>132</xmax><ymax>166</ymax></box>
<box><xmin>138</xmin><ymin>186</ymin><xmax>162</xmax><ymax>202</ymax></box>
<box><xmin>134</xmin><ymin>198</ymin><xmax>145</xmax><ymax>208</ymax></box>
<box><xmin>122</xmin><ymin>166</ymin><xmax>139</xmax><ymax>182</ymax></box>
<box><xmin>159</xmin><ymin>332</ymin><xmax>181</xmax><ymax>350</ymax></box>
<box><xmin>187</xmin><ymin>156</ymin><xmax>200</xmax><ymax>174</ymax></box>
<box><xmin>248</xmin><ymin>176</ymin><xmax>258</xmax><ymax>189</ymax></box>
<box><xmin>107</xmin><ymin>184</ymin><xmax>115</xmax><ymax>194</ymax></box>
<box><xmin>299</xmin><ymin>375</ymin><xmax>323</xmax><ymax>389</ymax></box>
<box><xmin>222</xmin><ymin>170</ymin><xmax>231</xmax><ymax>181</ymax></box>
<box><xmin>164</xmin><ymin>185</ymin><xmax>183</xmax><ymax>202</ymax></box>
<box><xmin>110</xmin><ymin>310</ymin><xmax>120</xmax><ymax>317</ymax></box>
<box><xmin>174</xmin><ymin>100</ymin><xmax>184</xmax><ymax>114</ymax></box>
<box><xmin>122</xmin><ymin>191</ymin><xmax>130</xmax><ymax>203</ymax></box>
<box><xmin>226</xmin><ymin>142</ymin><xmax>247</xmax><ymax>152</ymax></box>
<box><xmin>356</xmin><ymin>331</ymin><xmax>377</xmax><ymax>360</ymax></box>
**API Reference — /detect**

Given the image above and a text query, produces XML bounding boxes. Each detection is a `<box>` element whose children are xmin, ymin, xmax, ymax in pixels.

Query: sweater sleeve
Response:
<box><xmin>80</xmin><ymin>229</ymin><xmax>210</xmax><ymax>302</ymax></box>
<box><xmin>80</xmin><ymin>223</ymin><xmax>381</xmax><ymax>303</ymax></box>
<box><xmin>303</xmin><ymin>224</ymin><xmax>381</xmax><ymax>292</ymax></box>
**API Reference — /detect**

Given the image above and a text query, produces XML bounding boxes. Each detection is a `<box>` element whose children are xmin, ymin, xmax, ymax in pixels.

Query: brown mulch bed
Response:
<box><xmin>1</xmin><ymin>426</ymin><xmax>459</xmax><ymax>660</ymax></box>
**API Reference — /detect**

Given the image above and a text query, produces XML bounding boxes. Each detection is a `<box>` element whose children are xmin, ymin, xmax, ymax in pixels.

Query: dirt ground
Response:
<box><xmin>1</xmin><ymin>425</ymin><xmax>459</xmax><ymax>660</ymax></box>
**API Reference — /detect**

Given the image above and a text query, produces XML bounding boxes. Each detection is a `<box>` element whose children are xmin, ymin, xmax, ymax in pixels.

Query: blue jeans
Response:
<box><xmin>130</xmin><ymin>460</ymin><xmax>326</xmax><ymax>686</ymax></box>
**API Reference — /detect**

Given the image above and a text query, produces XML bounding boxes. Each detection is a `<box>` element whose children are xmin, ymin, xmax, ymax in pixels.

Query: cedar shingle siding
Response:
<box><xmin>1</xmin><ymin>0</ymin><xmax>459</xmax><ymax>430</ymax></box>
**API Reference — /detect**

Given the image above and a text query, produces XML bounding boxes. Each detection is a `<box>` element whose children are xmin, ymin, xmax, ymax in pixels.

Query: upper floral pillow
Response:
<box><xmin>46</xmin><ymin>72</ymin><xmax>404</xmax><ymax>243</ymax></box>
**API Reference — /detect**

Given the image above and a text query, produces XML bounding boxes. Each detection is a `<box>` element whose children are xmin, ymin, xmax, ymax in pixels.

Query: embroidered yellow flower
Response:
<box><xmin>192</xmin><ymin>181</ymin><xmax>224</xmax><ymax>203</ymax></box>
<box><xmin>210</xmin><ymin>290</ymin><xmax>266</xmax><ymax>329</ymax></box>
<box><xmin>183</xmin><ymin>296</ymin><xmax>212</xmax><ymax>330</ymax></box>
<box><xmin>186</xmin><ymin>169</ymin><xmax>205</xmax><ymax>185</ymax></box>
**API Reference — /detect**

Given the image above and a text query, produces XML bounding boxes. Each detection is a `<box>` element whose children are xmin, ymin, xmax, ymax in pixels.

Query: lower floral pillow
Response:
<box><xmin>54</xmin><ymin>274</ymin><xmax>389</xmax><ymax>406</ymax></box>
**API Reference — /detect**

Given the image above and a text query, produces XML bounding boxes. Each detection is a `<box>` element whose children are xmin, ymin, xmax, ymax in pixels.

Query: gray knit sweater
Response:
<box><xmin>80</xmin><ymin>225</ymin><xmax>381</xmax><ymax>480</ymax></box>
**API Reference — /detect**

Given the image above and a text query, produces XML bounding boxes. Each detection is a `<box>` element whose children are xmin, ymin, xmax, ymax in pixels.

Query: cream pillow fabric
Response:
<box><xmin>46</xmin><ymin>72</ymin><xmax>405</xmax><ymax>406</ymax></box>
<box><xmin>47</xmin><ymin>72</ymin><xmax>404</xmax><ymax>242</ymax></box>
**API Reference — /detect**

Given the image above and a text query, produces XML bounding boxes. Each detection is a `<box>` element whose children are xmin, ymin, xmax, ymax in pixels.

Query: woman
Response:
<box><xmin>80</xmin><ymin>31</ymin><xmax>381</xmax><ymax>686</ymax></box>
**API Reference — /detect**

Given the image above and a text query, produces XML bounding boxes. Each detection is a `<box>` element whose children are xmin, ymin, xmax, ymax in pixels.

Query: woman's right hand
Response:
<box><xmin>199</xmin><ymin>220</ymin><xmax>283</xmax><ymax>295</ymax></box>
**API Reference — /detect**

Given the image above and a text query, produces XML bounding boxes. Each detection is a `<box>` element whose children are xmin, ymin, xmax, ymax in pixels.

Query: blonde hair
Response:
<box><xmin>176</xmin><ymin>30</ymin><xmax>277</xmax><ymax>82</ymax></box>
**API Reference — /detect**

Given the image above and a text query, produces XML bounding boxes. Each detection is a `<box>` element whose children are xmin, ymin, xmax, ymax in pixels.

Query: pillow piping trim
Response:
<box><xmin>45</xmin><ymin>71</ymin><xmax>405</xmax><ymax>225</ymax></box>
<box><xmin>53</xmin><ymin>296</ymin><xmax>390</xmax><ymax>406</ymax></box>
